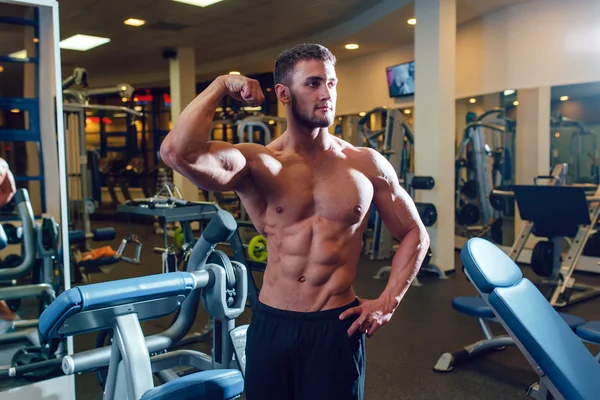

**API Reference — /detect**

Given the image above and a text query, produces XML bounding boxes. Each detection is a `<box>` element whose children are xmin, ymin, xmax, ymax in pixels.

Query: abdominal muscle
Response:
<box><xmin>258</xmin><ymin>216</ymin><xmax>364</xmax><ymax>312</ymax></box>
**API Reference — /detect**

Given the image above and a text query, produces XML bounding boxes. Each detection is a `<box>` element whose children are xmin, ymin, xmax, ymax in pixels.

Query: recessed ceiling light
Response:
<box><xmin>9</xmin><ymin>50</ymin><xmax>27</xmax><ymax>59</ymax></box>
<box><xmin>504</xmin><ymin>89</ymin><xmax>515</xmax><ymax>96</ymax></box>
<box><xmin>407</xmin><ymin>18</ymin><xmax>416</xmax><ymax>25</ymax></box>
<box><xmin>172</xmin><ymin>0</ymin><xmax>224</xmax><ymax>7</ymax></box>
<box><xmin>59</xmin><ymin>34</ymin><xmax>110</xmax><ymax>51</ymax></box>
<box><xmin>124</xmin><ymin>18</ymin><xmax>146</xmax><ymax>27</ymax></box>
<box><xmin>469</xmin><ymin>98</ymin><xmax>476</xmax><ymax>104</ymax></box>
<box><xmin>560</xmin><ymin>95</ymin><xmax>569</xmax><ymax>101</ymax></box>
<box><xmin>0</xmin><ymin>66</ymin><xmax>4</xmax><ymax>73</ymax></box>
<box><xmin>10</xmin><ymin>109</ymin><xmax>19</xmax><ymax>113</ymax></box>
<box><xmin>404</xmin><ymin>109</ymin><xmax>412</xmax><ymax>114</ymax></box>
<box><xmin>513</xmin><ymin>100</ymin><xmax>519</xmax><ymax>106</ymax></box>
<box><xmin>359</xmin><ymin>112</ymin><xmax>366</xmax><ymax>117</ymax></box>
<box><xmin>345</xmin><ymin>43</ymin><xmax>359</xmax><ymax>50</ymax></box>
<box><xmin>229</xmin><ymin>71</ymin><xmax>241</xmax><ymax>75</ymax></box>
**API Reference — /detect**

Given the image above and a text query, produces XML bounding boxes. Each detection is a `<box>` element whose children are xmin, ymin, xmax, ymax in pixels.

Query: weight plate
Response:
<box><xmin>457</xmin><ymin>204</ymin><xmax>480</xmax><ymax>226</ymax></box>
<box><xmin>461</xmin><ymin>180</ymin><xmax>478</xmax><ymax>200</ymax></box>
<box><xmin>208</xmin><ymin>250</ymin><xmax>236</xmax><ymax>290</ymax></box>
<box><xmin>248</xmin><ymin>235</ymin><xmax>268</xmax><ymax>262</ymax></box>
<box><xmin>531</xmin><ymin>240</ymin><xmax>555</xmax><ymax>277</ymax></box>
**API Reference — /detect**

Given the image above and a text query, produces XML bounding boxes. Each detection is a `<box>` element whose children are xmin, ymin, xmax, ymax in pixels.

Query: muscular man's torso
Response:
<box><xmin>235</xmin><ymin>135</ymin><xmax>377</xmax><ymax>312</ymax></box>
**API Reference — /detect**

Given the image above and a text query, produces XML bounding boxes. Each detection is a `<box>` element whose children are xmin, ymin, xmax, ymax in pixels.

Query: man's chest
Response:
<box><xmin>250</xmin><ymin>155</ymin><xmax>374</xmax><ymax>225</ymax></box>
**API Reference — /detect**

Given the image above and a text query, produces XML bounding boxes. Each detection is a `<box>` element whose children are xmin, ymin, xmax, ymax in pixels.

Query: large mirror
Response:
<box><xmin>550</xmin><ymin>82</ymin><xmax>600</xmax><ymax>185</ymax></box>
<box><xmin>454</xmin><ymin>91</ymin><xmax>518</xmax><ymax>248</ymax></box>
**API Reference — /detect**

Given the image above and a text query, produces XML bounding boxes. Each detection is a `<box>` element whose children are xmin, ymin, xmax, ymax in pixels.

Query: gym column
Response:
<box><xmin>515</xmin><ymin>87</ymin><xmax>551</xmax><ymax>237</ymax></box>
<box><xmin>414</xmin><ymin>0</ymin><xmax>456</xmax><ymax>273</ymax></box>
<box><xmin>169</xmin><ymin>47</ymin><xmax>200</xmax><ymax>202</ymax></box>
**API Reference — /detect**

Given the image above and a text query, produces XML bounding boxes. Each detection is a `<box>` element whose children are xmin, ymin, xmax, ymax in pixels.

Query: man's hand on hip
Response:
<box><xmin>339</xmin><ymin>297</ymin><xmax>397</xmax><ymax>338</ymax></box>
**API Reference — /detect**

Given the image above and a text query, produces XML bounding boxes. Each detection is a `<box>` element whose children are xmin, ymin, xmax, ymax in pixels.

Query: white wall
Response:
<box><xmin>335</xmin><ymin>0</ymin><xmax>600</xmax><ymax>115</ymax></box>
<box><xmin>335</xmin><ymin>45</ymin><xmax>414</xmax><ymax>115</ymax></box>
<box><xmin>457</xmin><ymin>0</ymin><xmax>600</xmax><ymax>98</ymax></box>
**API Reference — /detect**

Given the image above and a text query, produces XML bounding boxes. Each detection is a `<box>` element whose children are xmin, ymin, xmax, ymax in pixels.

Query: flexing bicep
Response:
<box><xmin>162</xmin><ymin>140</ymin><xmax>252</xmax><ymax>192</ymax></box>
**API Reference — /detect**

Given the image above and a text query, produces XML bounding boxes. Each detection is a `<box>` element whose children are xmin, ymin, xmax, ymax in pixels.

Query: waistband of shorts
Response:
<box><xmin>253</xmin><ymin>298</ymin><xmax>360</xmax><ymax>321</ymax></box>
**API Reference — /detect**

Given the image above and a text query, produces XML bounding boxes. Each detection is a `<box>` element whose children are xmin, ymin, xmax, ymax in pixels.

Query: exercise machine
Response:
<box><xmin>34</xmin><ymin>210</ymin><xmax>246</xmax><ymax>399</ymax></box>
<box><xmin>0</xmin><ymin>189</ymin><xmax>64</xmax><ymax>376</ymax></box>
<box><xmin>456</xmin><ymin>238</ymin><xmax>600</xmax><ymax>399</ymax></box>
<box><xmin>7</xmin><ymin>209</ymin><xmax>249</xmax><ymax>397</ymax></box>
<box><xmin>497</xmin><ymin>163</ymin><xmax>600</xmax><ymax>307</ymax></box>
<box><xmin>455</xmin><ymin>109</ymin><xmax>516</xmax><ymax>242</ymax></box>
<box><xmin>116</xmin><ymin>196</ymin><xmax>263</xmax><ymax>309</ymax></box>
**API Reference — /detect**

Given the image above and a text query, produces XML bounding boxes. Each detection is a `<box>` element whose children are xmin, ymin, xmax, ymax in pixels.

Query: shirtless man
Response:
<box><xmin>160</xmin><ymin>43</ymin><xmax>430</xmax><ymax>400</ymax></box>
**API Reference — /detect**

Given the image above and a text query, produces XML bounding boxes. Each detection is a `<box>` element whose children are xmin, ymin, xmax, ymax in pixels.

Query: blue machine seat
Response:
<box><xmin>452</xmin><ymin>295</ymin><xmax>586</xmax><ymax>330</ymax></box>
<box><xmin>576</xmin><ymin>321</ymin><xmax>600</xmax><ymax>343</ymax></box>
<box><xmin>141</xmin><ymin>369</ymin><xmax>244</xmax><ymax>400</ymax></box>
<box><xmin>39</xmin><ymin>272</ymin><xmax>196</xmax><ymax>339</ymax></box>
<box><xmin>462</xmin><ymin>238</ymin><xmax>600</xmax><ymax>400</ymax></box>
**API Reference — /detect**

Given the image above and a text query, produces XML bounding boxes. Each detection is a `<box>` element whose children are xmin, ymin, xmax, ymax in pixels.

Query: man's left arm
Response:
<box><xmin>340</xmin><ymin>150</ymin><xmax>430</xmax><ymax>337</ymax></box>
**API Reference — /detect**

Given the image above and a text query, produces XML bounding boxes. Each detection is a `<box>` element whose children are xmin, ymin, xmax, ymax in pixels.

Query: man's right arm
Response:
<box><xmin>160</xmin><ymin>75</ymin><xmax>264</xmax><ymax>192</ymax></box>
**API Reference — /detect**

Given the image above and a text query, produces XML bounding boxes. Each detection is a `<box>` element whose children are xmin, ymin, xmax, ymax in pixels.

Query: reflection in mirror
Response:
<box><xmin>454</xmin><ymin>92</ymin><xmax>517</xmax><ymax>247</ymax></box>
<box><xmin>0</xmin><ymin>1</ymin><xmax>70</xmax><ymax>390</ymax></box>
<box><xmin>550</xmin><ymin>82</ymin><xmax>600</xmax><ymax>185</ymax></box>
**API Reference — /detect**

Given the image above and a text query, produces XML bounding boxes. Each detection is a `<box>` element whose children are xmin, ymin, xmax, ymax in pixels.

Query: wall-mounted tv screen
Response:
<box><xmin>386</xmin><ymin>61</ymin><xmax>415</xmax><ymax>98</ymax></box>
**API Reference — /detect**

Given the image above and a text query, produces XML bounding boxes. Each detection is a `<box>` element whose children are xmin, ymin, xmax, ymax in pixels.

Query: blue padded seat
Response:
<box><xmin>452</xmin><ymin>296</ymin><xmax>495</xmax><ymax>319</ymax></box>
<box><xmin>576</xmin><ymin>321</ymin><xmax>600</xmax><ymax>343</ymax></box>
<box><xmin>39</xmin><ymin>272</ymin><xmax>196</xmax><ymax>339</ymax></box>
<box><xmin>452</xmin><ymin>295</ymin><xmax>585</xmax><ymax>330</ymax></box>
<box><xmin>141</xmin><ymin>369</ymin><xmax>243</xmax><ymax>400</ymax></box>
<box><xmin>462</xmin><ymin>238</ymin><xmax>600</xmax><ymax>400</ymax></box>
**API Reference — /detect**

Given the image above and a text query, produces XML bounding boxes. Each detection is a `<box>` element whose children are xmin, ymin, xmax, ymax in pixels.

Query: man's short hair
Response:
<box><xmin>274</xmin><ymin>43</ymin><xmax>336</xmax><ymax>86</ymax></box>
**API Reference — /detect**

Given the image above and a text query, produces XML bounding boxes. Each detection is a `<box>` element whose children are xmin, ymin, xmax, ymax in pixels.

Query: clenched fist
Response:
<box><xmin>221</xmin><ymin>75</ymin><xmax>265</xmax><ymax>106</ymax></box>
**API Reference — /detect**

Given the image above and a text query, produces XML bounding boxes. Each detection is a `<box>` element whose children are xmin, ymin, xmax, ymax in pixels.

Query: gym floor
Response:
<box><xmin>7</xmin><ymin>220</ymin><xmax>600</xmax><ymax>399</ymax></box>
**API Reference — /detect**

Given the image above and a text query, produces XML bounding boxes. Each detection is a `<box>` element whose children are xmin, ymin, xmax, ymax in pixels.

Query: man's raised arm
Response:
<box><xmin>160</xmin><ymin>75</ymin><xmax>265</xmax><ymax>192</ymax></box>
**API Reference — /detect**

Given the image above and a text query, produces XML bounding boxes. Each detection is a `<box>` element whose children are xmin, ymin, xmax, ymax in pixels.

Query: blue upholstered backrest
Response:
<box><xmin>461</xmin><ymin>238</ymin><xmax>600</xmax><ymax>400</ymax></box>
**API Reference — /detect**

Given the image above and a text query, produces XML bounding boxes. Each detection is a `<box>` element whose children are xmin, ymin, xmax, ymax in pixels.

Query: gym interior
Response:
<box><xmin>1</xmin><ymin>0</ymin><xmax>600</xmax><ymax>398</ymax></box>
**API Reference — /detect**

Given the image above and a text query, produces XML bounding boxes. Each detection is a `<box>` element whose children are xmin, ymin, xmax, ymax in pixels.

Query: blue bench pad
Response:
<box><xmin>490</xmin><ymin>279</ymin><xmax>600</xmax><ymax>400</ymax></box>
<box><xmin>452</xmin><ymin>296</ymin><xmax>495</xmax><ymax>319</ymax></box>
<box><xmin>141</xmin><ymin>369</ymin><xmax>243</xmax><ymax>400</ymax></box>
<box><xmin>461</xmin><ymin>239</ymin><xmax>523</xmax><ymax>293</ymax></box>
<box><xmin>452</xmin><ymin>296</ymin><xmax>585</xmax><ymax>329</ymax></box>
<box><xmin>576</xmin><ymin>321</ymin><xmax>600</xmax><ymax>343</ymax></box>
<box><xmin>39</xmin><ymin>272</ymin><xmax>195</xmax><ymax>338</ymax></box>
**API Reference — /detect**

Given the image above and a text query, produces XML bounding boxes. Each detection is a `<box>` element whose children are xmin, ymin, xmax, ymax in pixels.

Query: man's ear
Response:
<box><xmin>275</xmin><ymin>83</ymin><xmax>290</xmax><ymax>105</ymax></box>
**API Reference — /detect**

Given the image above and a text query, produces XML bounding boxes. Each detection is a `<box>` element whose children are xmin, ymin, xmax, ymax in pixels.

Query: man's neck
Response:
<box><xmin>284</xmin><ymin>119</ymin><xmax>332</xmax><ymax>155</ymax></box>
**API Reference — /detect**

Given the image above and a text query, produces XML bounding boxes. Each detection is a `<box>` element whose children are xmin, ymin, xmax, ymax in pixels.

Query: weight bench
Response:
<box><xmin>434</xmin><ymin>295</ymin><xmax>586</xmax><ymax>372</ymax></box>
<box><xmin>456</xmin><ymin>238</ymin><xmax>600</xmax><ymax>399</ymax></box>
<box><xmin>38</xmin><ymin>271</ymin><xmax>244</xmax><ymax>400</ymax></box>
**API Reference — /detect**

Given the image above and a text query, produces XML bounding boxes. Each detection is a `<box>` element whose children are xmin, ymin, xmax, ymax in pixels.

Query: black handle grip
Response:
<box><xmin>411</xmin><ymin>176</ymin><xmax>435</xmax><ymax>190</ymax></box>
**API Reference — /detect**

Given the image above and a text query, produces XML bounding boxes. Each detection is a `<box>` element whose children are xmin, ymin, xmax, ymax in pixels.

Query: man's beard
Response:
<box><xmin>290</xmin><ymin>91</ymin><xmax>334</xmax><ymax>129</ymax></box>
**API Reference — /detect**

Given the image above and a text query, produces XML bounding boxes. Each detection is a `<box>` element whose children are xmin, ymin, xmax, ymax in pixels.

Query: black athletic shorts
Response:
<box><xmin>244</xmin><ymin>298</ymin><xmax>366</xmax><ymax>400</ymax></box>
